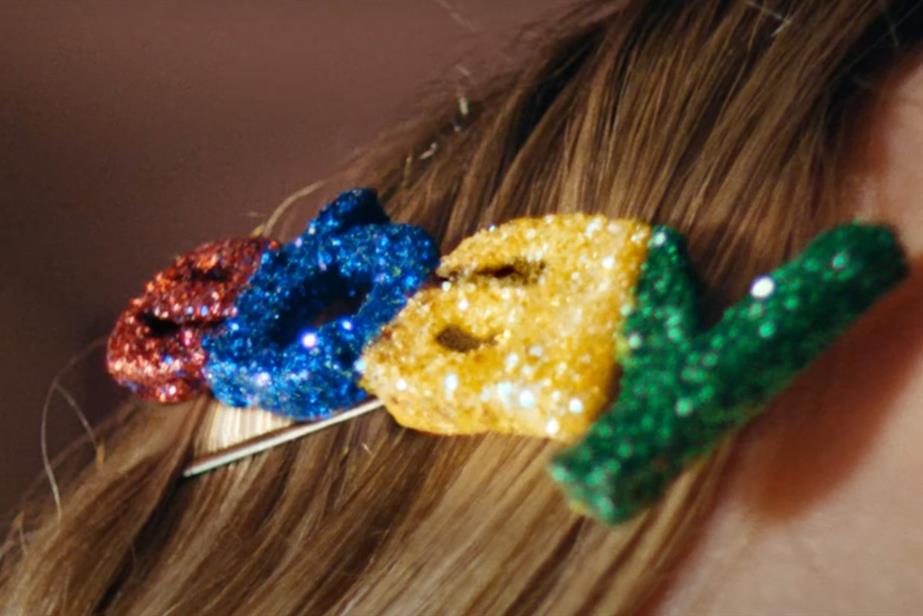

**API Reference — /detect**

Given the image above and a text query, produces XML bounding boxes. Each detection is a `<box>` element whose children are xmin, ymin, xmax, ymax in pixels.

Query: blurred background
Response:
<box><xmin>0</xmin><ymin>1</ymin><xmax>568</xmax><ymax>514</ymax></box>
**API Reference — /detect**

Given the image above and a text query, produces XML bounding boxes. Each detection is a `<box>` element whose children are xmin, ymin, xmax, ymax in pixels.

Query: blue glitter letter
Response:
<box><xmin>203</xmin><ymin>189</ymin><xmax>439</xmax><ymax>419</ymax></box>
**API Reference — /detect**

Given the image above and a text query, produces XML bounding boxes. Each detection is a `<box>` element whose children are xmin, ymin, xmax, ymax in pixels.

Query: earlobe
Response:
<box><xmin>850</xmin><ymin>54</ymin><xmax>923</xmax><ymax>255</ymax></box>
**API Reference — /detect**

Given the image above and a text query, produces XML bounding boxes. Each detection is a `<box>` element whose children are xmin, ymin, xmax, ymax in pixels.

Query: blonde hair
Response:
<box><xmin>3</xmin><ymin>1</ymin><xmax>921</xmax><ymax>614</ymax></box>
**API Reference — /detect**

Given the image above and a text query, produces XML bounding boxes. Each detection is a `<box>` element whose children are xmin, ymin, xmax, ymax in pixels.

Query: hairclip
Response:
<box><xmin>108</xmin><ymin>188</ymin><xmax>907</xmax><ymax>524</ymax></box>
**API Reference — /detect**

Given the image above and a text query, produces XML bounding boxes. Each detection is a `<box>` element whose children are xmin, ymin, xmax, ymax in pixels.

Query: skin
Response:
<box><xmin>658</xmin><ymin>55</ymin><xmax>923</xmax><ymax>615</ymax></box>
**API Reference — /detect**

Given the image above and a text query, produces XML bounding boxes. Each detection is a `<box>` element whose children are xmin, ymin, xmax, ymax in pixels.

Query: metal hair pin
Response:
<box><xmin>183</xmin><ymin>398</ymin><xmax>384</xmax><ymax>478</ymax></box>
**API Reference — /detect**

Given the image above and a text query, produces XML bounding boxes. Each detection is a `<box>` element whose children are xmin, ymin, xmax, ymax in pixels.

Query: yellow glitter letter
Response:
<box><xmin>361</xmin><ymin>215</ymin><xmax>650</xmax><ymax>441</ymax></box>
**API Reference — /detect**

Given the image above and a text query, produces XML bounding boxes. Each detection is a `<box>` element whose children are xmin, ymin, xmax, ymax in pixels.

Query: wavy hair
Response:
<box><xmin>3</xmin><ymin>1</ymin><xmax>921</xmax><ymax>614</ymax></box>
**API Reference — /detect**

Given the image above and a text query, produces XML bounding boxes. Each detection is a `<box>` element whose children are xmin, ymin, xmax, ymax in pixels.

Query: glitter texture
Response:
<box><xmin>550</xmin><ymin>224</ymin><xmax>906</xmax><ymax>524</ymax></box>
<box><xmin>107</xmin><ymin>237</ymin><xmax>273</xmax><ymax>402</ymax></box>
<box><xmin>203</xmin><ymin>189</ymin><xmax>438</xmax><ymax>419</ymax></box>
<box><xmin>360</xmin><ymin>215</ymin><xmax>650</xmax><ymax>440</ymax></box>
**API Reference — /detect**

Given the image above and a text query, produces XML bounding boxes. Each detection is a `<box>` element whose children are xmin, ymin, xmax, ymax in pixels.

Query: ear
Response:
<box><xmin>307</xmin><ymin>188</ymin><xmax>390</xmax><ymax>236</ymax></box>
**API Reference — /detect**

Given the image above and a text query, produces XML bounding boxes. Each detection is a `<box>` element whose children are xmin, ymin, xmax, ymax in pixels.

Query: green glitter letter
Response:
<box><xmin>550</xmin><ymin>224</ymin><xmax>906</xmax><ymax>524</ymax></box>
